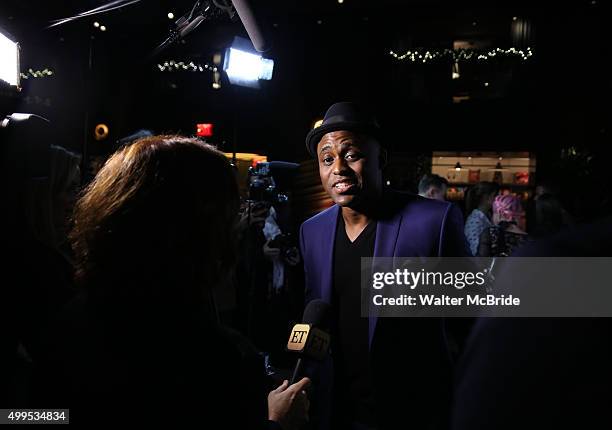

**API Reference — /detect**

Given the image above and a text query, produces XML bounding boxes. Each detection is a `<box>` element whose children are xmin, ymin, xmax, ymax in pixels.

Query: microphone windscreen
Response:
<box><xmin>302</xmin><ymin>300</ymin><xmax>331</xmax><ymax>330</ymax></box>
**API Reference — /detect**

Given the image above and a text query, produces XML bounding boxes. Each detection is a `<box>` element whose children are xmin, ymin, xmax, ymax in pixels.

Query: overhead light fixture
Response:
<box><xmin>93</xmin><ymin>21</ymin><xmax>100</xmax><ymax>28</ymax></box>
<box><xmin>489</xmin><ymin>162</ymin><xmax>507</xmax><ymax>171</ymax></box>
<box><xmin>0</xmin><ymin>27</ymin><xmax>20</xmax><ymax>87</ymax></box>
<box><xmin>223</xmin><ymin>36</ymin><xmax>274</xmax><ymax>89</ymax></box>
<box><xmin>167</xmin><ymin>12</ymin><xmax>175</xmax><ymax>19</ymax></box>
<box><xmin>452</xmin><ymin>61</ymin><xmax>460</xmax><ymax>80</ymax></box>
<box><xmin>100</xmin><ymin>25</ymin><xmax>107</xmax><ymax>32</ymax></box>
<box><xmin>212</xmin><ymin>70</ymin><xmax>221</xmax><ymax>89</ymax></box>
<box><xmin>454</xmin><ymin>162</ymin><xmax>462</xmax><ymax>171</ymax></box>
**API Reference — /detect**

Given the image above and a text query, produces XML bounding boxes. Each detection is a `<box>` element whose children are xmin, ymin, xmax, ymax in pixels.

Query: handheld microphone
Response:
<box><xmin>230</xmin><ymin>0</ymin><xmax>269</xmax><ymax>52</ymax></box>
<box><xmin>287</xmin><ymin>300</ymin><xmax>331</xmax><ymax>384</ymax></box>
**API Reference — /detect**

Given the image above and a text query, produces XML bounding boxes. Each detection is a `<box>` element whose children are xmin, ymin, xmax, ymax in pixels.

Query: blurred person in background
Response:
<box><xmin>531</xmin><ymin>181</ymin><xmax>573</xmax><ymax>232</ymax></box>
<box><xmin>464</xmin><ymin>182</ymin><xmax>499</xmax><ymax>256</ymax></box>
<box><xmin>533</xmin><ymin>193</ymin><xmax>571</xmax><ymax>238</ymax></box>
<box><xmin>417</xmin><ymin>173</ymin><xmax>449</xmax><ymax>201</ymax></box>
<box><xmin>1</xmin><ymin>113</ymin><xmax>80</xmax><ymax>407</ymax></box>
<box><xmin>16</xmin><ymin>145</ymin><xmax>81</xmax><ymax>359</ymax></box>
<box><xmin>478</xmin><ymin>194</ymin><xmax>529</xmax><ymax>257</ymax></box>
<box><xmin>27</xmin><ymin>145</ymin><xmax>81</xmax><ymax>260</ymax></box>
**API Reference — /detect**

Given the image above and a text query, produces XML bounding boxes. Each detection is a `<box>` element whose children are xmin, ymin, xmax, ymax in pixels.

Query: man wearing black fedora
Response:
<box><xmin>299</xmin><ymin>102</ymin><xmax>470</xmax><ymax>429</ymax></box>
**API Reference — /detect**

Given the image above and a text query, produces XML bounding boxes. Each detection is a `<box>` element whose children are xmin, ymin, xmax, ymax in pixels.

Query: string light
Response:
<box><xmin>389</xmin><ymin>47</ymin><xmax>534</xmax><ymax>63</ymax></box>
<box><xmin>20</xmin><ymin>68</ymin><xmax>54</xmax><ymax>79</ymax></box>
<box><xmin>157</xmin><ymin>61</ymin><xmax>218</xmax><ymax>73</ymax></box>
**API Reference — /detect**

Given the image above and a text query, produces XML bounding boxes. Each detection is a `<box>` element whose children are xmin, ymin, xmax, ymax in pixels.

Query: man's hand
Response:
<box><xmin>268</xmin><ymin>378</ymin><xmax>310</xmax><ymax>430</ymax></box>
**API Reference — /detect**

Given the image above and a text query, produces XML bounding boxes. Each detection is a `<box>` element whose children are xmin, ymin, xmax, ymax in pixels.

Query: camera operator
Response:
<box><xmin>231</xmin><ymin>162</ymin><xmax>302</xmax><ymax>367</ymax></box>
<box><xmin>263</xmin><ymin>205</ymin><xmax>301</xmax><ymax>290</ymax></box>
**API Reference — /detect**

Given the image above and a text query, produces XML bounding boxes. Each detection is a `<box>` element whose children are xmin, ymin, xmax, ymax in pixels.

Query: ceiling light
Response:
<box><xmin>0</xmin><ymin>28</ymin><xmax>19</xmax><ymax>86</ymax></box>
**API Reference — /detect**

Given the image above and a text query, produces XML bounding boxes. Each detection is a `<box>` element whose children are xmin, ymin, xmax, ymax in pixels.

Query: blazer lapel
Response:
<box><xmin>369</xmin><ymin>210</ymin><xmax>403</xmax><ymax>349</ymax></box>
<box><xmin>319</xmin><ymin>205</ymin><xmax>339</xmax><ymax>304</ymax></box>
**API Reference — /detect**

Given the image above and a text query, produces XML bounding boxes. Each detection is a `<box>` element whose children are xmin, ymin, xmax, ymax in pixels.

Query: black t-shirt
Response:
<box><xmin>332</xmin><ymin>211</ymin><xmax>377</xmax><ymax>426</ymax></box>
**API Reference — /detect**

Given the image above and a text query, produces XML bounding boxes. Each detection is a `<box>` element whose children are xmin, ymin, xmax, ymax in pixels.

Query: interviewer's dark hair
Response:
<box><xmin>70</xmin><ymin>135</ymin><xmax>239</xmax><ymax>304</ymax></box>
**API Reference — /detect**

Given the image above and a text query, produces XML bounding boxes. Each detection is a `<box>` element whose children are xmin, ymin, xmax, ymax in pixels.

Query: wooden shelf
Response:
<box><xmin>447</xmin><ymin>182</ymin><xmax>533</xmax><ymax>188</ymax></box>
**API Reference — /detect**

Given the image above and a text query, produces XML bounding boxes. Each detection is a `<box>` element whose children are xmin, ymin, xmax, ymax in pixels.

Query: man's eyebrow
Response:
<box><xmin>319</xmin><ymin>144</ymin><xmax>332</xmax><ymax>154</ymax></box>
<box><xmin>319</xmin><ymin>140</ymin><xmax>362</xmax><ymax>155</ymax></box>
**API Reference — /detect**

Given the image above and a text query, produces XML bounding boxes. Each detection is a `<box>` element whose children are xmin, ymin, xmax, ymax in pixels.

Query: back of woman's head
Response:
<box><xmin>70</xmin><ymin>136</ymin><xmax>239</xmax><ymax>304</ymax></box>
<box><xmin>466</xmin><ymin>181</ymin><xmax>499</xmax><ymax>215</ymax></box>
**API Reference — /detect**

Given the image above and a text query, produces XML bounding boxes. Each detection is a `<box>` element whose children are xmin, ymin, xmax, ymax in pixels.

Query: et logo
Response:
<box><xmin>287</xmin><ymin>324</ymin><xmax>330</xmax><ymax>361</ymax></box>
<box><xmin>287</xmin><ymin>324</ymin><xmax>310</xmax><ymax>351</ymax></box>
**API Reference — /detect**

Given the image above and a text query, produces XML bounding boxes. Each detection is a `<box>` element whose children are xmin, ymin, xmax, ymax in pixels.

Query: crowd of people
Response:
<box><xmin>419</xmin><ymin>173</ymin><xmax>572</xmax><ymax>257</ymax></box>
<box><xmin>1</xmin><ymin>103</ymin><xmax>608</xmax><ymax>429</ymax></box>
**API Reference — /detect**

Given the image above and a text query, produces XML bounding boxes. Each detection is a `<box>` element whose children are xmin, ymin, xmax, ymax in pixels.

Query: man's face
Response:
<box><xmin>316</xmin><ymin>130</ymin><xmax>383</xmax><ymax>208</ymax></box>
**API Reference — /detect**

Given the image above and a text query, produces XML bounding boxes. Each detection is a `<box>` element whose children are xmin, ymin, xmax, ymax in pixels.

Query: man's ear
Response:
<box><xmin>379</xmin><ymin>147</ymin><xmax>388</xmax><ymax>169</ymax></box>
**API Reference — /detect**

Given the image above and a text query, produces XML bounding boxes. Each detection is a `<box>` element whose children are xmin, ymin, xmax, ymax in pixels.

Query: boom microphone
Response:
<box><xmin>179</xmin><ymin>14</ymin><xmax>206</xmax><ymax>38</ymax></box>
<box><xmin>287</xmin><ymin>300</ymin><xmax>331</xmax><ymax>384</ymax></box>
<box><xmin>230</xmin><ymin>0</ymin><xmax>269</xmax><ymax>52</ymax></box>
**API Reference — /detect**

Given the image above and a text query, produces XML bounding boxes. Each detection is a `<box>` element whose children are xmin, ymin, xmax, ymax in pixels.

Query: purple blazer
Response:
<box><xmin>299</xmin><ymin>191</ymin><xmax>470</xmax><ymax>348</ymax></box>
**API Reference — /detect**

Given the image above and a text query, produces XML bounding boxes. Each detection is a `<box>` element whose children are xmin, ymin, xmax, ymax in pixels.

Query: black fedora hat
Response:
<box><xmin>305</xmin><ymin>102</ymin><xmax>381</xmax><ymax>157</ymax></box>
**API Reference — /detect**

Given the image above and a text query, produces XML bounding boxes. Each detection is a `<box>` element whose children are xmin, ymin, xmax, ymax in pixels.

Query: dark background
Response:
<box><xmin>1</xmin><ymin>0</ymin><xmax>611</xmax><ymax>218</ymax></box>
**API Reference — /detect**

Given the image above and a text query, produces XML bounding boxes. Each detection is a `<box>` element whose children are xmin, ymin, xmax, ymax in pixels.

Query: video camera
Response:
<box><xmin>267</xmin><ymin>232</ymin><xmax>299</xmax><ymax>260</ymax></box>
<box><xmin>247</xmin><ymin>161</ymin><xmax>299</xmax><ymax>210</ymax></box>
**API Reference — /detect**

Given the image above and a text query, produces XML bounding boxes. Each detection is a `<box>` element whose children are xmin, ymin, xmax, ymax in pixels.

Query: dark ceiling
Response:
<box><xmin>1</xmin><ymin>0</ymin><xmax>610</xmax><ymax>164</ymax></box>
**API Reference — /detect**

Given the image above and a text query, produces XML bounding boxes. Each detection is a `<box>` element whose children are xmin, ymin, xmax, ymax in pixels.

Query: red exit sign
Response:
<box><xmin>196</xmin><ymin>123</ymin><xmax>213</xmax><ymax>137</ymax></box>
